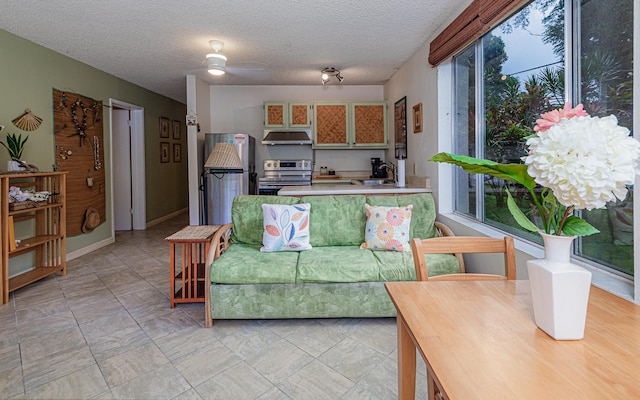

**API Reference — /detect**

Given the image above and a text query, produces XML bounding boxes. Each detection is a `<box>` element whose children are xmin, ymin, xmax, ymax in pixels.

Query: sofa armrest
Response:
<box><xmin>205</xmin><ymin>223</ymin><xmax>233</xmax><ymax>267</ymax></box>
<box><xmin>434</xmin><ymin>221</ymin><xmax>465</xmax><ymax>272</ymax></box>
<box><xmin>204</xmin><ymin>223</ymin><xmax>232</xmax><ymax>328</ymax></box>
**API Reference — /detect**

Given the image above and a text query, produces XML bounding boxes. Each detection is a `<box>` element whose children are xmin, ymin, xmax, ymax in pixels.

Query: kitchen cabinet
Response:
<box><xmin>264</xmin><ymin>102</ymin><xmax>312</xmax><ymax>128</ymax></box>
<box><xmin>313</xmin><ymin>102</ymin><xmax>350</xmax><ymax>148</ymax></box>
<box><xmin>313</xmin><ymin>101</ymin><xmax>388</xmax><ymax>149</ymax></box>
<box><xmin>351</xmin><ymin>102</ymin><xmax>387</xmax><ymax>148</ymax></box>
<box><xmin>1</xmin><ymin>172</ymin><xmax>66</xmax><ymax>305</ymax></box>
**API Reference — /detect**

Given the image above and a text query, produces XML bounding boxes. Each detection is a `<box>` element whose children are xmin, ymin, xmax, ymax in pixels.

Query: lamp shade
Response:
<box><xmin>204</xmin><ymin>143</ymin><xmax>243</xmax><ymax>173</ymax></box>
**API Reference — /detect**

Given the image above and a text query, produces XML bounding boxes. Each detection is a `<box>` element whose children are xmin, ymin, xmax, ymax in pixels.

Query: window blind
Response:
<box><xmin>429</xmin><ymin>0</ymin><xmax>524</xmax><ymax>66</ymax></box>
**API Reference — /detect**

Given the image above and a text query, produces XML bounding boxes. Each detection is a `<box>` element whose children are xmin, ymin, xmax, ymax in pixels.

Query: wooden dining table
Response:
<box><xmin>385</xmin><ymin>280</ymin><xmax>640</xmax><ymax>400</ymax></box>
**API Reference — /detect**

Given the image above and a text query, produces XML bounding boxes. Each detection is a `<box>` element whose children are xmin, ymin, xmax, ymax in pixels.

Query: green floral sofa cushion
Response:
<box><xmin>373</xmin><ymin>250</ymin><xmax>460</xmax><ymax>281</ymax></box>
<box><xmin>296</xmin><ymin>246</ymin><xmax>379</xmax><ymax>283</ymax></box>
<box><xmin>230</xmin><ymin>195</ymin><xmax>300</xmax><ymax>245</ymax></box>
<box><xmin>302</xmin><ymin>195</ymin><xmax>366</xmax><ymax>246</ymax></box>
<box><xmin>372</xmin><ymin>249</ymin><xmax>416</xmax><ymax>281</ymax></box>
<box><xmin>366</xmin><ymin>193</ymin><xmax>438</xmax><ymax>240</ymax></box>
<box><xmin>210</xmin><ymin>244</ymin><xmax>299</xmax><ymax>284</ymax></box>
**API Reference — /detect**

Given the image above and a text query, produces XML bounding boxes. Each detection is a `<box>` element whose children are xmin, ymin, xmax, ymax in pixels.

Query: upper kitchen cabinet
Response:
<box><xmin>351</xmin><ymin>102</ymin><xmax>387</xmax><ymax>148</ymax></box>
<box><xmin>264</xmin><ymin>102</ymin><xmax>312</xmax><ymax>128</ymax></box>
<box><xmin>313</xmin><ymin>101</ymin><xmax>387</xmax><ymax>149</ymax></box>
<box><xmin>313</xmin><ymin>102</ymin><xmax>349</xmax><ymax>148</ymax></box>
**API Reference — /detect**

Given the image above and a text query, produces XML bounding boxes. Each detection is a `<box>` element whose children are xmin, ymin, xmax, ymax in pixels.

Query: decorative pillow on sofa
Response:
<box><xmin>360</xmin><ymin>204</ymin><xmax>413</xmax><ymax>252</ymax></box>
<box><xmin>261</xmin><ymin>203</ymin><xmax>312</xmax><ymax>252</ymax></box>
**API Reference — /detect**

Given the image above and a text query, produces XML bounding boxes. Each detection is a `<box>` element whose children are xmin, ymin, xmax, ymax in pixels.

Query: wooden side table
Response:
<box><xmin>164</xmin><ymin>225</ymin><xmax>220</xmax><ymax>308</ymax></box>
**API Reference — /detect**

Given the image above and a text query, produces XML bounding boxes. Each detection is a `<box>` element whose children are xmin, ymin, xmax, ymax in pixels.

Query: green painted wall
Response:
<box><xmin>0</xmin><ymin>29</ymin><xmax>188</xmax><ymax>257</ymax></box>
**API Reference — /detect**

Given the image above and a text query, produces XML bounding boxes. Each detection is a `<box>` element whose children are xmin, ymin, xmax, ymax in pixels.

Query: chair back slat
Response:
<box><xmin>411</xmin><ymin>236</ymin><xmax>516</xmax><ymax>281</ymax></box>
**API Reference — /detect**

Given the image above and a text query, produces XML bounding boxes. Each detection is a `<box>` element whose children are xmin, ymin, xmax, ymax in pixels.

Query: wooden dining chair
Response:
<box><xmin>411</xmin><ymin>236</ymin><xmax>517</xmax><ymax>281</ymax></box>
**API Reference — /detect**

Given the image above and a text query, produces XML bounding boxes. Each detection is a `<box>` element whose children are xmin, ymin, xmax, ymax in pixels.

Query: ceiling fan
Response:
<box><xmin>205</xmin><ymin>39</ymin><xmax>267</xmax><ymax>78</ymax></box>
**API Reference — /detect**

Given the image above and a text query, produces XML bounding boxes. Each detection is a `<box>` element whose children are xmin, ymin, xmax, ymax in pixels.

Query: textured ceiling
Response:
<box><xmin>0</xmin><ymin>1</ymin><xmax>465</xmax><ymax>103</ymax></box>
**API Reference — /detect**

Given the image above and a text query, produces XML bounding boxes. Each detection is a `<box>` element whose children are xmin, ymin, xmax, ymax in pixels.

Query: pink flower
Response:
<box><xmin>534</xmin><ymin>102</ymin><xmax>589</xmax><ymax>132</ymax></box>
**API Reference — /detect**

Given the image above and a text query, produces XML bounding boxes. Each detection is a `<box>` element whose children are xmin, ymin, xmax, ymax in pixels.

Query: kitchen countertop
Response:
<box><xmin>278</xmin><ymin>184</ymin><xmax>431</xmax><ymax>196</ymax></box>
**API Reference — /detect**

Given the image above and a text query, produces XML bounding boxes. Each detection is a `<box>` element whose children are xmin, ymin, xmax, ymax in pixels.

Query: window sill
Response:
<box><xmin>438</xmin><ymin>213</ymin><xmax>636</xmax><ymax>304</ymax></box>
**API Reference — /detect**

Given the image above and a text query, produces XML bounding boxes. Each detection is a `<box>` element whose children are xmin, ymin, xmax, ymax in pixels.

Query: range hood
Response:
<box><xmin>262</xmin><ymin>129</ymin><xmax>312</xmax><ymax>145</ymax></box>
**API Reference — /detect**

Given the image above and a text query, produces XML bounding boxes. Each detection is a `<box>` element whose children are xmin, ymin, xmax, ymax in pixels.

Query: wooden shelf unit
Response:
<box><xmin>1</xmin><ymin>172</ymin><xmax>67</xmax><ymax>305</ymax></box>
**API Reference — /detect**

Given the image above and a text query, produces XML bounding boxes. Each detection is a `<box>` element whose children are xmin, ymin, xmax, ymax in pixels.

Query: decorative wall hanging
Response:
<box><xmin>413</xmin><ymin>103</ymin><xmax>423</xmax><ymax>133</ymax></box>
<box><xmin>172</xmin><ymin>120</ymin><xmax>181</xmax><ymax>140</ymax></box>
<box><xmin>173</xmin><ymin>143</ymin><xmax>181</xmax><ymax>162</ymax></box>
<box><xmin>161</xmin><ymin>142</ymin><xmax>170</xmax><ymax>163</ymax></box>
<box><xmin>394</xmin><ymin>96</ymin><xmax>407</xmax><ymax>159</ymax></box>
<box><xmin>160</xmin><ymin>117</ymin><xmax>170</xmax><ymax>138</ymax></box>
<box><xmin>12</xmin><ymin>109</ymin><xmax>43</xmax><ymax>131</ymax></box>
<box><xmin>53</xmin><ymin>89</ymin><xmax>105</xmax><ymax>236</ymax></box>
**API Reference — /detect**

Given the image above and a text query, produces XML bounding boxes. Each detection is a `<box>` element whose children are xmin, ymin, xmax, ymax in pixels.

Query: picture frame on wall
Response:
<box><xmin>172</xmin><ymin>120</ymin><xmax>181</xmax><ymax>140</ymax></box>
<box><xmin>394</xmin><ymin>96</ymin><xmax>407</xmax><ymax>159</ymax></box>
<box><xmin>160</xmin><ymin>142</ymin><xmax>170</xmax><ymax>163</ymax></box>
<box><xmin>173</xmin><ymin>143</ymin><xmax>181</xmax><ymax>162</ymax></box>
<box><xmin>413</xmin><ymin>103</ymin><xmax>423</xmax><ymax>133</ymax></box>
<box><xmin>160</xmin><ymin>117</ymin><xmax>170</xmax><ymax>138</ymax></box>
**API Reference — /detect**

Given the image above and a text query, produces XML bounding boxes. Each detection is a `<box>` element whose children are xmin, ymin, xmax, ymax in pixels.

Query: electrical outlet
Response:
<box><xmin>413</xmin><ymin>163</ymin><xmax>417</xmax><ymax>175</ymax></box>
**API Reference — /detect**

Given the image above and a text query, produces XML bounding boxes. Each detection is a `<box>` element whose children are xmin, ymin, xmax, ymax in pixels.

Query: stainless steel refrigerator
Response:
<box><xmin>204</xmin><ymin>133</ymin><xmax>256</xmax><ymax>225</ymax></box>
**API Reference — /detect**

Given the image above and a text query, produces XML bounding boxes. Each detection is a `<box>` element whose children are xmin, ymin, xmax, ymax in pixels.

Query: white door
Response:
<box><xmin>112</xmin><ymin>108</ymin><xmax>132</xmax><ymax>230</ymax></box>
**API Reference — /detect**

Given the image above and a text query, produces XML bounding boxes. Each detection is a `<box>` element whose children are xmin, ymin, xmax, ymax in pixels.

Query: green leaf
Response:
<box><xmin>561</xmin><ymin>215</ymin><xmax>600</xmax><ymax>236</ymax></box>
<box><xmin>430</xmin><ymin>152</ymin><xmax>536</xmax><ymax>190</ymax></box>
<box><xmin>1</xmin><ymin>133</ymin><xmax>28</xmax><ymax>159</ymax></box>
<box><xmin>506</xmin><ymin>189</ymin><xmax>539</xmax><ymax>232</ymax></box>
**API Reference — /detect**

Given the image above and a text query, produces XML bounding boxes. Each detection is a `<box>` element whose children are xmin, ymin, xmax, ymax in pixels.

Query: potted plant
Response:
<box><xmin>0</xmin><ymin>125</ymin><xmax>28</xmax><ymax>171</ymax></box>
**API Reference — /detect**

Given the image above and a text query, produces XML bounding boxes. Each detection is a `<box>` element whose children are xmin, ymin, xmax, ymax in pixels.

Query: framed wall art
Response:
<box><xmin>160</xmin><ymin>117</ymin><xmax>170</xmax><ymax>138</ymax></box>
<box><xmin>394</xmin><ymin>96</ymin><xmax>407</xmax><ymax>159</ymax></box>
<box><xmin>160</xmin><ymin>142</ymin><xmax>170</xmax><ymax>163</ymax></box>
<box><xmin>173</xmin><ymin>143</ymin><xmax>182</xmax><ymax>162</ymax></box>
<box><xmin>413</xmin><ymin>103</ymin><xmax>423</xmax><ymax>133</ymax></box>
<box><xmin>172</xmin><ymin>120</ymin><xmax>181</xmax><ymax>140</ymax></box>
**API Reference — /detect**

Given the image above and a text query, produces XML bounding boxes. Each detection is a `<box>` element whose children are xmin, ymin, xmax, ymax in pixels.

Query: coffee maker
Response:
<box><xmin>370</xmin><ymin>158</ymin><xmax>386</xmax><ymax>178</ymax></box>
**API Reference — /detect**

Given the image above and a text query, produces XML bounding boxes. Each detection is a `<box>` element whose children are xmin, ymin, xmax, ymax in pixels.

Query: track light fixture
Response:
<box><xmin>321</xmin><ymin>67</ymin><xmax>344</xmax><ymax>85</ymax></box>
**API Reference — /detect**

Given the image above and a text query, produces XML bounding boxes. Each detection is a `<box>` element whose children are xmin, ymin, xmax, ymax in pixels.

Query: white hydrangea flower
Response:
<box><xmin>524</xmin><ymin>115</ymin><xmax>640</xmax><ymax>210</ymax></box>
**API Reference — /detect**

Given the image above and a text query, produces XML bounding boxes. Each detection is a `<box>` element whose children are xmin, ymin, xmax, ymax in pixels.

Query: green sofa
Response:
<box><xmin>204</xmin><ymin>193</ymin><xmax>460</xmax><ymax>327</ymax></box>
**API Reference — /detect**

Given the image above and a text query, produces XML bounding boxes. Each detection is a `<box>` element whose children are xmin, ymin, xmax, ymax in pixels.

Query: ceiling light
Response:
<box><xmin>207</xmin><ymin>40</ymin><xmax>227</xmax><ymax>76</ymax></box>
<box><xmin>321</xmin><ymin>67</ymin><xmax>344</xmax><ymax>85</ymax></box>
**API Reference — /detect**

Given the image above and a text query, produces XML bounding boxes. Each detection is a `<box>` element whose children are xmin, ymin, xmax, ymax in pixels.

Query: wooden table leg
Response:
<box><xmin>397</xmin><ymin>313</ymin><xmax>416</xmax><ymax>400</ymax></box>
<box><xmin>426</xmin><ymin>366</ymin><xmax>440</xmax><ymax>400</ymax></box>
<box><xmin>169</xmin><ymin>243</ymin><xmax>176</xmax><ymax>308</ymax></box>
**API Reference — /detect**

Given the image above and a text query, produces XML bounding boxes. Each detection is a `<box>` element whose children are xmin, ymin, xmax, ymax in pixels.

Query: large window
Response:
<box><xmin>453</xmin><ymin>0</ymin><xmax>634</xmax><ymax>276</ymax></box>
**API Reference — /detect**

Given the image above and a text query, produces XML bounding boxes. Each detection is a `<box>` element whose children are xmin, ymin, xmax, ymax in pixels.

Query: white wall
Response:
<box><xmin>383</xmin><ymin>41</ymin><xmax>440</xmax><ymax>194</ymax></box>
<box><xmin>209</xmin><ymin>85</ymin><xmax>387</xmax><ymax>175</ymax></box>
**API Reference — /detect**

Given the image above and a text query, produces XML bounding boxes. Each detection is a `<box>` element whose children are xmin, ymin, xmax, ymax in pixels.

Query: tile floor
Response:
<box><xmin>0</xmin><ymin>214</ymin><xmax>427</xmax><ymax>399</ymax></box>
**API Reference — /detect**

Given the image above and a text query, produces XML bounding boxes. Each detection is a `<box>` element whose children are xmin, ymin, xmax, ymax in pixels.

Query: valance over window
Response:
<box><xmin>429</xmin><ymin>0</ymin><xmax>523</xmax><ymax>66</ymax></box>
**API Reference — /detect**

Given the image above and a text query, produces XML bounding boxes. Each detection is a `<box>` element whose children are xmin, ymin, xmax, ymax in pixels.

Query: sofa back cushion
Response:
<box><xmin>302</xmin><ymin>195</ymin><xmax>366</xmax><ymax>246</ymax></box>
<box><xmin>366</xmin><ymin>193</ymin><xmax>438</xmax><ymax>239</ymax></box>
<box><xmin>231</xmin><ymin>195</ymin><xmax>300</xmax><ymax>245</ymax></box>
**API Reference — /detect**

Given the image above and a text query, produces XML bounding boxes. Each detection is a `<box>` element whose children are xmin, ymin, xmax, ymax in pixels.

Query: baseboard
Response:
<box><xmin>146</xmin><ymin>208</ymin><xmax>188</xmax><ymax>228</ymax></box>
<box><xmin>66</xmin><ymin>237</ymin><xmax>114</xmax><ymax>261</ymax></box>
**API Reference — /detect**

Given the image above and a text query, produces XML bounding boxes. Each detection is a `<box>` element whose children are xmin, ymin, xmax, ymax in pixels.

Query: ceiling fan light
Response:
<box><xmin>208</xmin><ymin>67</ymin><xmax>225</xmax><ymax>76</ymax></box>
<box><xmin>206</xmin><ymin>52</ymin><xmax>227</xmax><ymax>62</ymax></box>
<box><xmin>206</xmin><ymin>52</ymin><xmax>227</xmax><ymax>75</ymax></box>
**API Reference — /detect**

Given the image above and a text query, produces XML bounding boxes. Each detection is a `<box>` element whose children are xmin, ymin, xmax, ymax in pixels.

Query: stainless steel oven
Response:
<box><xmin>258</xmin><ymin>159</ymin><xmax>312</xmax><ymax>195</ymax></box>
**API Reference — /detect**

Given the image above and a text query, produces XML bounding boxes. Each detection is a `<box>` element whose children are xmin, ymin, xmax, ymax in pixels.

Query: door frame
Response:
<box><xmin>109</xmin><ymin>99</ymin><xmax>146</xmax><ymax>232</ymax></box>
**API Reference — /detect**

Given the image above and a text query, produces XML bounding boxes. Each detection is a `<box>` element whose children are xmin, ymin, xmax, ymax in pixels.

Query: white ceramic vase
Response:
<box><xmin>527</xmin><ymin>232</ymin><xmax>592</xmax><ymax>340</ymax></box>
<box><xmin>6</xmin><ymin>160</ymin><xmax>22</xmax><ymax>171</ymax></box>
